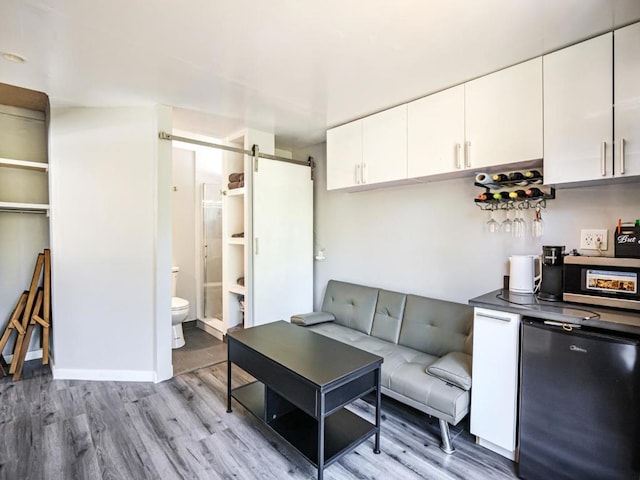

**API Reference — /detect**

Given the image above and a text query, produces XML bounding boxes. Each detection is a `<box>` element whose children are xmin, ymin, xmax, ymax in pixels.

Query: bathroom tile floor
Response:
<box><xmin>172</xmin><ymin>324</ymin><xmax>227</xmax><ymax>376</ymax></box>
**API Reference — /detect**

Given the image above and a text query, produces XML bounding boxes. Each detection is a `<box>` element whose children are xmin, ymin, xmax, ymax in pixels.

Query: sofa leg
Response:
<box><xmin>438</xmin><ymin>418</ymin><xmax>455</xmax><ymax>454</ymax></box>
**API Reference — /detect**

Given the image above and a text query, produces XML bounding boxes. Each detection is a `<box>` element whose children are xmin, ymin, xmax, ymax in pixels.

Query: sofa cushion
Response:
<box><xmin>398</xmin><ymin>295</ymin><xmax>473</xmax><ymax>357</ymax></box>
<box><xmin>426</xmin><ymin>351</ymin><xmax>472</xmax><ymax>391</ymax></box>
<box><xmin>311</xmin><ymin>323</ymin><xmax>433</xmax><ymax>388</ymax></box>
<box><xmin>310</xmin><ymin>320</ymin><xmax>470</xmax><ymax>423</ymax></box>
<box><xmin>320</xmin><ymin>280</ymin><xmax>378</xmax><ymax>335</ymax></box>
<box><xmin>308</xmin><ymin>322</ymin><xmax>371</xmax><ymax>345</ymax></box>
<box><xmin>370</xmin><ymin>289</ymin><xmax>407</xmax><ymax>344</ymax></box>
<box><xmin>290</xmin><ymin>311</ymin><xmax>335</xmax><ymax>326</ymax></box>
<box><xmin>388</xmin><ymin>362</ymin><xmax>470</xmax><ymax>422</ymax></box>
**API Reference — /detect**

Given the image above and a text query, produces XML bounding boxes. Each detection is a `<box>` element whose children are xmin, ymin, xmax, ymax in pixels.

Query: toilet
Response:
<box><xmin>171</xmin><ymin>266</ymin><xmax>190</xmax><ymax>349</ymax></box>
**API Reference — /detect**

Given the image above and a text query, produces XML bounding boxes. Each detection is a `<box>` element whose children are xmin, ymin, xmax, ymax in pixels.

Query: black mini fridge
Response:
<box><xmin>519</xmin><ymin>319</ymin><xmax>640</xmax><ymax>480</ymax></box>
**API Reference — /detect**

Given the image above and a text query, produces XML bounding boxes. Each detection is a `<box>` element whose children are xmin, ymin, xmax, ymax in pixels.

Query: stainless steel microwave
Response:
<box><xmin>563</xmin><ymin>256</ymin><xmax>640</xmax><ymax>311</ymax></box>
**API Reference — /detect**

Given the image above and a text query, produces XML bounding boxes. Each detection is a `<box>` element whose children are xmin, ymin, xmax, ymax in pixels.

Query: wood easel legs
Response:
<box><xmin>0</xmin><ymin>249</ymin><xmax>51</xmax><ymax>381</ymax></box>
<box><xmin>12</xmin><ymin>289</ymin><xmax>43</xmax><ymax>381</ymax></box>
<box><xmin>9</xmin><ymin>253</ymin><xmax>44</xmax><ymax>377</ymax></box>
<box><xmin>0</xmin><ymin>292</ymin><xmax>28</xmax><ymax>379</ymax></box>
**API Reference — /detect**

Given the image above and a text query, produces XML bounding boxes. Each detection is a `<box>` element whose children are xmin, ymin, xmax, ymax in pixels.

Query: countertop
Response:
<box><xmin>469</xmin><ymin>289</ymin><xmax>640</xmax><ymax>336</ymax></box>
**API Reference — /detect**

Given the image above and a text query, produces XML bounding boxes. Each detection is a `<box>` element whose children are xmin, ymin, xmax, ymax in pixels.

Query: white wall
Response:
<box><xmin>296</xmin><ymin>143</ymin><xmax>640</xmax><ymax>308</ymax></box>
<box><xmin>172</xmin><ymin>147</ymin><xmax>197</xmax><ymax>320</ymax></box>
<box><xmin>50</xmin><ymin>106</ymin><xmax>172</xmax><ymax>381</ymax></box>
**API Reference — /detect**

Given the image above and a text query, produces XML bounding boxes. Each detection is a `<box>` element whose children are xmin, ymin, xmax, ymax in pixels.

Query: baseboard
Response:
<box><xmin>196</xmin><ymin>320</ymin><xmax>224</xmax><ymax>341</ymax></box>
<box><xmin>3</xmin><ymin>348</ymin><xmax>43</xmax><ymax>364</ymax></box>
<box><xmin>51</xmin><ymin>366</ymin><xmax>155</xmax><ymax>382</ymax></box>
<box><xmin>476</xmin><ymin>437</ymin><xmax>518</xmax><ymax>461</ymax></box>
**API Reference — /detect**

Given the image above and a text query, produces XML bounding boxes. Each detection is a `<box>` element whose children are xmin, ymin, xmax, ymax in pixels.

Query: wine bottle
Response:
<box><xmin>508</xmin><ymin>172</ymin><xmax>524</xmax><ymax>182</ymax></box>
<box><xmin>492</xmin><ymin>191</ymin><xmax>510</xmax><ymax>200</ymax></box>
<box><xmin>508</xmin><ymin>189</ymin><xmax>527</xmax><ymax>199</ymax></box>
<box><xmin>476</xmin><ymin>192</ymin><xmax>491</xmax><ymax>202</ymax></box>
<box><xmin>474</xmin><ymin>172</ymin><xmax>500</xmax><ymax>188</ymax></box>
<box><xmin>492</xmin><ymin>173</ymin><xmax>509</xmax><ymax>182</ymax></box>
<box><xmin>524</xmin><ymin>170</ymin><xmax>542</xmax><ymax>180</ymax></box>
<box><xmin>525</xmin><ymin>187</ymin><xmax>544</xmax><ymax>198</ymax></box>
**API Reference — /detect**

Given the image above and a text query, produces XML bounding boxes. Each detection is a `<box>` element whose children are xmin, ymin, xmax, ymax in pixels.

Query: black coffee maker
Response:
<box><xmin>538</xmin><ymin>245</ymin><xmax>565</xmax><ymax>301</ymax></box>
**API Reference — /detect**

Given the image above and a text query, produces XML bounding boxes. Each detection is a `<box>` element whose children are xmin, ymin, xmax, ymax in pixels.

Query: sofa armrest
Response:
<box><xmin>290</xmin><ymin>311</ymin><xmax>336</xmax><ymax>326</ymax></box>
<box><xmin>426</xmin><ymin>351</ymin><xmax>472</xmax><ymax>391</ymax></box>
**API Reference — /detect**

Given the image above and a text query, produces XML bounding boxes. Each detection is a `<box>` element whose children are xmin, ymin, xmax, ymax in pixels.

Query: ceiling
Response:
<box><xmin>1</xmin><ymin>0</ymin><xmax>639</xmax><ymax>149</ymax></box>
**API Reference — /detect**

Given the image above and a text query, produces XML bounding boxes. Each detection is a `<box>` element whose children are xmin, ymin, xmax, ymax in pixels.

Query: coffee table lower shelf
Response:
<box><xmin>232</xmin><ymin>381</ymin><xmax>376</xmax><ymax>468</ymax></box>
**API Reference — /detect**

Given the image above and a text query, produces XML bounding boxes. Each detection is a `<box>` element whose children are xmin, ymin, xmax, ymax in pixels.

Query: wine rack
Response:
<box><xmin>473</xmin><ymin>169</ymin><xmax>555</xmax><ymax>211</ymax></box>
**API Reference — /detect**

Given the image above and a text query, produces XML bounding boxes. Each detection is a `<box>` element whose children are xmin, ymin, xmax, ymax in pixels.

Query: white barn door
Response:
<box><xmin>250</xmin><ymin>159</ymin><xmax>313</xmax><ymax>326</ymax></box>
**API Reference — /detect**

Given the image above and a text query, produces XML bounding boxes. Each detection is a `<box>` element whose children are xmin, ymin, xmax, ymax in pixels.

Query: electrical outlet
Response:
<box><xmin>580</xmin><ymin>229</ymin><xmax>608</xmax><ymax>250</ymax></box>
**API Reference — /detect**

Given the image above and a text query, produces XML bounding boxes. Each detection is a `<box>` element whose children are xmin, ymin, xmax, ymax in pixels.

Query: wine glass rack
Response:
<box><xmin>473</xmin><ymin>170</ymin><xmax>555</xmax><ymax>212</ymax></box>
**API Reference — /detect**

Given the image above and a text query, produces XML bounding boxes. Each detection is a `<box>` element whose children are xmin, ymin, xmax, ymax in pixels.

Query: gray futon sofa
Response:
<box><xmin>291</xmin><ymin>280</ymin><xmax>473</xmax><ymax>453</ymax></box>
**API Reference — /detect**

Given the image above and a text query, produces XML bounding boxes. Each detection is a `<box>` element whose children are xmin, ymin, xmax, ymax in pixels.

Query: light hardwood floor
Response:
<box><xmin>0</xmin><ymin>360</ymin><xmax>518</xmax><ymax>479</ymax></box>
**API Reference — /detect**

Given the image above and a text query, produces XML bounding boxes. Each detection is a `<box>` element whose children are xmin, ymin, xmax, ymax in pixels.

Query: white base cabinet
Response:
<box><xmin>470</xmin><ymin>308</ymin><xmax>521</xmax><ymax>460</ymax></box>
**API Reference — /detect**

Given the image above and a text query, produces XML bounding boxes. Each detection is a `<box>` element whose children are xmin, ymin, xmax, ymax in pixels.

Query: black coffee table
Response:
<box><xmin>226</xmin><ymin>321</ymin><xmax>383</xmax><ymax>480</ymax></box>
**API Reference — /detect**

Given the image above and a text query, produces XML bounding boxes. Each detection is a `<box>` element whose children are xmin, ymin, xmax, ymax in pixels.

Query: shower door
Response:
<box><xmin>202</xmin><ymin>183</ymin><xmax>223</xmax><ymax>320</ymax></box>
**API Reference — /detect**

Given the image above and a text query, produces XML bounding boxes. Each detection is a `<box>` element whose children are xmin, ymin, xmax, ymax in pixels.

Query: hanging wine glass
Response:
<box><xmin>501</xmin><ymin>206</ymin><xmax>513</xmax><ymax>234</ymax></box>
<box><xmin>513</xmin><ymin>207</ymin><xmax>526</xmax><ymax>238</ymax></box>
<box><xmin>532</xmin><ymin>205</ymin><xmax>544</xmax><ymax>238</ymax></box>
<box><xmin>487</xmin><ymin>207</ymin><xmax>499</xmax><ymax>234</ymax></box>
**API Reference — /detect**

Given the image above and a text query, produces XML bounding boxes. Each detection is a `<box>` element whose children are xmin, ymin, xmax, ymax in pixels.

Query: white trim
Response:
<box><xmin>196</xmin><ymin>319</ymin><xmax>224</xmax><ymax>341</ymax></box>
<box><xmin>51</xmin><ymin>366</ymin><xmax>156</xmax><ymax>382</ymax></box>
<box><xmin>477</xmin><ymin>437</ymin><xmax>517</xmax><ymax>461</ymax></box>
<box><xmin>3</xmin><ymin>348</ymin><xmax>43</xmax><ymax>363</ymax></box>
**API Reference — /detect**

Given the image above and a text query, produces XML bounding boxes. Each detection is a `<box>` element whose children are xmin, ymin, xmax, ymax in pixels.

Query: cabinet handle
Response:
<box><xmin>455</xmin><ymin>143</ymin><xmax>462</xmax><ymax>169</ymax></box>
<box><xmin>362</xmin><ymin>163</ymin><xmax>367</xmax><ymax>184</ymax></box>
<box><xmin>464</xmin><ymin>141</ymin><xmax>471</xmax><ymax>168</ymax></box>
<box><xmin>477</xmin><ymin>312</ymin><xmax>512</xmax><ymax>323</ymax></box>
<box><xmin>620</xmin><ymin>138</ymin><xmax>626</xmax><ymax>175</ymax></box>
<box><xmin>601</xmin><ymin>141</ymin><xmax>607</xmax><ymax>176</ymax></box>
<box><xmin>355</xmin><ymin>164</ymin><xmax>361</xmax><ymax>184</ymax></box>
<box><xmin>255</xmin><ymin>237</ymin><xmax>259</xmax><ymax>255</ymax></box>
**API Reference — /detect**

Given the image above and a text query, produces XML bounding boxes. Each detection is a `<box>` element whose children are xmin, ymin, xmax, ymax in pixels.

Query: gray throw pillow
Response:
<box><xmin>290</xmin><ymin>311</ymin><xmax>336</xmax><ymax>326</ymax></box>
<box><xmin>426</xmin><ymin>351</ymin><xmax>472</xmax><ymax>391</ymax></box>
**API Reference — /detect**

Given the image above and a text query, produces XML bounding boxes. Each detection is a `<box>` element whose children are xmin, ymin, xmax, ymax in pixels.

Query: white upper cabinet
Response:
<box><xmin>543</xmin><ymin>33</ymin><xmax>614</xmax><ymax>184</ymax></box>
<box><xmin>326</xmin><ymin>120</ymin><xmax>362</xmax><ymax>190</ymax></box>
<box><xmin>408</xmin><ymin>85</ymin><xmax>465</xmax><ymax>177</ymax></box>
<box><xmin>465</xmin><ymin>58</ymin><xmax>543</xmax><ymax>169</ymax></box>
<box><xmin>614</xmin><ymin>22</ymin><xmax>640</xmax><ymax>179</ymax></box>
<box><xmin>327</xmin><ymin>105</ymin><xmax>407</xmax><ymax>190</ymax></box>
<box><xmin>407</xmin><ymin>59</ymin><xmax>542</xmax><ymax>179</ymax></box>
<box><xmin>362</xmin><ymin>105</ymin><xmax>407</xmax><ymax>185</ymax></box>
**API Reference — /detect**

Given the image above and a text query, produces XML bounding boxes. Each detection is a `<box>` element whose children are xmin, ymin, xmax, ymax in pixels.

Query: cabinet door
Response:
<box><xmin>362</xmin><ymin>105</ymin><xmax>407</xmax><ymax>185</ymax></box>
<box><xmin>408</xmin><ymin>85</ymin><xmax>465</xmax><ymax>177</ymax></box>
<box><xmin>465</xmin><ymin>58</ymin><xmax>543</xmax><ymax>169</ymax></box>
<box><xmin>544</xmin><ymin>33</ymin><xmax>613</xmax><ymax>184</ymax></box>
<box><xmin>614</xmin><ymin>22</ymin><xmax>640</xmax><ymax>178</ymax></box>
<box><xmin>326</xmin><ymin>120</ymin><xmax>362</xmax><ymax>190</ymax></box>
<box><xmin>470</xmin><ymin>308</ymin><xmax>520</xmax><ymax>456</ymax></box>
<box><xmin>252</xmin><ymin>159</ymin><xmax>313</xmax><ymax>327</ymax></box>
